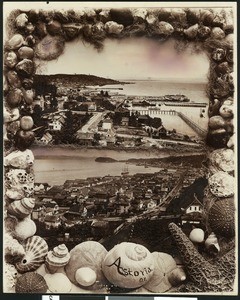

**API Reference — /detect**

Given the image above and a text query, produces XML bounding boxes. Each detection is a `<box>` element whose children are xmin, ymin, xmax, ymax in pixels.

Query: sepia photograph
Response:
<box><xmin>3</xmin><ymin>1</ymin><xmax>237</xmax><ymax>296</ymax></box>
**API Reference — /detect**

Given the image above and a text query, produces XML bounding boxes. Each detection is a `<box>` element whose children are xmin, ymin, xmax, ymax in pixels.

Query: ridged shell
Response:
<box><xmin>208</xmin><ymin>171</ymin><xmax>234</xmax><ymax>198</ymax></box>
<box><xmin>8</xmin><ymin>198</ymin><xmax>35</xmax><ymax>219</ymax></box>
<box><xmin>15</xmin><ymin>272</ymin><xmax>48</xmax><ymax>293</ymax></box>
<box><xmin>46</xmin><ymin>244</ymin><xmax>70</xmax><ymax>273</ymax></box>
<box><xmin>208</xmin><ymin>198</ymin><xmax>235</xmax><ymax>238</ymax></box>
<box><xmin>15</xmin><ymin>236</ymin><xmax>48</xmax><ymax>272</ymax></box>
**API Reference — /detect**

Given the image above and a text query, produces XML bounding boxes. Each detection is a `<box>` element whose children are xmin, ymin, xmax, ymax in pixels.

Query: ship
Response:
<box><xmin>121</xmin><ymin>165</ymin><xmax>129</xmax><ymax>176</ymax></box>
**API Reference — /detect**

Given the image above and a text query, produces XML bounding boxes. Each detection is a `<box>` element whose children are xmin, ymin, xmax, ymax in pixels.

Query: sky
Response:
<box><xmin>36</xmin><ymin>37</ymin><xmax>210</xmax><ymax>82</ymax></box>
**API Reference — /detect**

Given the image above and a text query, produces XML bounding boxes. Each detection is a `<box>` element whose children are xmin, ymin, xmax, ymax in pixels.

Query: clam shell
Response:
<box><xmin>8</xmin><ymin>198</ymin><xmax>35</xmax><ymax>219</ymax></box>
<box><xmin>16</xmin><ymin>236</ymin><xmax>48</xmax><ymax>272</ymax></box>
<box><xmin>208</xmin><ymin>148</ymin><xmax>234</xmax><ymax>173</ymax></box>
<box><xmin>15</xmin><ymin>272</ymin><xmax>48</xmax><ymax>293</ymax></box>
<box><xmin>44</xmin><ymin>273</ymin><xmax>72</xmax><ymax>293</ymax></box>
<box><xmin>45</xmin><ymin>244</ymin><xmax>70</xmax><ymax>273</ymax></box>
<box><xmin>208</xmin><ymin>171</ymin><xmax>234</xmax><ymax>198</ymax></box>
<box><xmin>208</xmin><ymin>198</ymin><xmax>235</xmax><ymax>238</ymax></box>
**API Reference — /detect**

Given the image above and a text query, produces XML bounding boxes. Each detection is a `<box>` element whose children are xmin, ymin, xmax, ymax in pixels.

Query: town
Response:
<box><xmin>30</xmin><ymin>74</ymin><xmax>208</xmax><ymax>151</ymax></box>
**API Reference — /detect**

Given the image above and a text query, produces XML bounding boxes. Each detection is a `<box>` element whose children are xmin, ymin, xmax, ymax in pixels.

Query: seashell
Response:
<box><xmin>7</xmin><ymin>70</ymin><xmax>22</xmax><ymax>88</ymax></box>
<box><xmin>20</xmin><ymin>116</ymin><xmax>34</xmax><ymax>131</ymax></box>
<box><xmin>189</xmin><ymin>228</ymin><xmax>205</xmax><ymax>243</ymax></box>
<box><xmin>35</xmin><ymin>21</ymin><xmax>48</xmax><ymax>38</ymax></box>
<box><xmin>65</xmin><ymin>241</ymin><xmax>107</xmax><ymax>290</ymax></box>
<box><xmin>5</xmin><ymin>187</ymin><xmax>25</xmax><ymax>200</ymax></box>
<box><xmin>208</xmin><ymin>115</ymin><xmax>226</xmax><ymax>130</ymax></box>
<box><xmin>211</xmin><ymin>27</ymin><xmax>225</xmax><ymax>39</ymax></box>
<box><xmin>54</xmin><ymin>10</ymin><xmax>70</xmax><ymax>23</ymax></box>
<box><xmin>102</xmin><ymin>242</ymin><xmax>154</xmax><ymax>289</ymax></box>
<box><xmin>91</xmin><ymin>22</ymin><xmax>106</xmax><ymax>39</ymax></box>
<box><xmin>4</xmin><ymin>51</ymin><xmax>18</xmax><ymax>68</ymax></box>
<box><xmin>15</xmin><ymin>59</ymin><xmax>34</xmax><ymax>77</ymax></box>
<box><xmin>7</xmin><ymin>34</ymin><xmax>24</xmax><ymax>50</ymax></box>
<box><xmin>4</xmin><ymin>149</ymin><xmax>34</xmax><ymax>168</ymax></box>
<box><xmin>212</xmin><ymin>13</ymin><xmax>226</xmax><ymax>28</ymax></box>
<box><xmin>208</xmin><ymin>148</ymin><xmax>234</xmax><ymax>173</ymax></box>
<box><xmin>16</xmin><ymin>236</ymin><xmax>48</xmax><ymax>272</ymax></box>
<box><xmin>22</xmin><ymin>78</ymin><xmax>33</xmax><ymax>89</ymax></box>
<box><xmin>35</xmin><ymin>35</ymin><xmax>65</xmax><ymax>61</ymax></box>
<box><xmin>110</xmin><ymin>8</ymin><xmax>134</xmax><ymax>27</ymax></box>
<box><xmin>25</xmin><ymin>35</ymin><xmax>36</xmax><ymax>47</ymax></box>
<box><xmin>219</xmin><ymin>104</ymin><xmax>233</xmax><ymax>118</ymax></box>
<box><xmin>6</xmin><ymin>88</ymin><xmax>23</xmax><ymax>108</ymax></box>
<box><xmin>184</xmin><ymin>24</ymin><xmax>199</xmax><ymax>39</ymax></box>
<box><xmin>208</xmin><ymin>171</ymin><xmax>234</xmax><ymax>198</ymax></box>
<box><xmin>45</xmin><ymin>244</ymin><xmax>70</xmax><ymax>274</ymax></box>
<box><xmin>25</xmin><ymin>22</ymin><xmax>35</xmax><ymax>34</ymax></box>
<box><xmin>6</xmin><ymin>168</ymin><xmax>34</xmax><ymax>188</ymax></box>
<box><xmin>205</xmin><ymin>232</ymin><xmax>220</xmax><ymax>254</ymax></box>
<box><xmin>212</xmin><ymin>77</ymin><xmax>230</xmax><ymax>98</ymax></box>
<box><xmin>212</xmin><ymin>48</ymin><xmax>226</xmax><ymax>62</ymax></box>
<box><xmin>168</xmin><ymin>267</ymin><xmax>186</xmax><ymax>286</ymax></box>
<box><xmin>99</xmin><ymin>9</ymin><xmax>111</xmax><ymax>23</ymax></box>
<box><xmin>13</xmin><ymin>217</ymin><xmax>37</xmax><ymax>241</ymax></box>
<box><xmin>104</xmin><ymin>21</ymin><xmax>124</xmax><ymax>35</ymax></box>
<box><xmin>200</xmin><ymin>9</ymin><xmax>214</xmax><ymax>26</ymax></box>
<box><xmin>227</xmin><ymin>133</ymin><xmax>235</xmax><ymax>148</ymax></box>
<box><xmin>14</xmin><ymin>129</ymin><xmax>35</xmax><ymax>151</ymax></box>
<box><xmin>62</xmin><ymin>23</ymin><xmax>82</xmax><ymax>40</ymax></box>
<box><xmin>4</xmin><ymin>263</ymin><xmax>18</xmax><ymax>292</ymax></box>
<box><xmin>15</xmin><ymin>13</ymin><xmax>28</xmax><ymax>28</ymax></box>
<box><xmin>144</xmin><ymin>252</ymin><xmax>179</xmax><ymax>293</ymax></box>
<box><xmin>4</xmin><ymin>233</ymin><xmax>25</xmax><ymax>264</ymax></box>
<box><xmin>17</xmin><ymin>46</ymin><xmax>34</xmax><ymax>60</ymax></box>
<box><xmin>44</xmin><ymin>273</ymin><xmax>72</xmax><ymax>293</ymax></box>
<box><xmin>4</xmin><ymin>106</ymin><xmax>20</xmax><ymax>123</ymax></box>
<box><xmin>75</xmin><ymin>267</ymin><xmax>97</xmax><ymax>287</ymax></box>
<box><xmin>186</xmin><ymin>8</ymin><xmax>200</xmax><ymax>25</ymax></box>
<box><xmin>171</xmin><ymin>8</ymin><xmax>187</xmax><ymax>23</ymax></box>
<box><xmin>22</xmin><ymin>88</ymin><xmax>34</xmax><ymax>105</ymax></box>
<box><xmin>198</xmin><ymin>25</ymin><xmax>211</xmax><ymax>39</ymax></box>
<box><xmin>15</xmin><ymin>272</ymin><xmax>48</xmax><ymax>293</ymax></box>
<box><xmin>208</xmin><ymin>198</ymin><xmax>235</xmax><ymax>238</ymax></box>
<box><xmin>46</xmin><ymin>20</ymin><xmax>62</xmax><ymax>35</ymax></box>
<box><xmin>226</xmin><ymin>49</ymin><xmax>233</xmax><ymax>63</ymax></box>
<box><xmin>131</xmin><ymin>8</ymin><xmax>148</xmax><ymax>21</ymax></box>
<box><xmin>215</xmin><ymin>62</ymin><xmax>230</xmax><ymax>76</ymax></box>
<box><xmin>8</xmin><ymin>198</ymin><xmax>35</xmax><ymax>219</ymax></box>
<box><xmin>155</xmin><ymin>21</ymin><xmax>174</xmax><ymax>35</ymax></box>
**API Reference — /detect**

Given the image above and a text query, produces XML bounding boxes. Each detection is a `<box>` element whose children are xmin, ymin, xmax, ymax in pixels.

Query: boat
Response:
<box><xmin>121</xmin><ymin>165</ymin><xmax>129</xmax><ymax>176</ymax></box>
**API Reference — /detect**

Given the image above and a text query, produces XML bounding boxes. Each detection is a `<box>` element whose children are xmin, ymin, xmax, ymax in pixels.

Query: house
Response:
<box><xmin>181</xmin><ymin>194</ymin><xmax>203</xmax><ymax>225</ymax></box>
<box><xmin>76</xmin><ymin>131</ymin><xmax>94</xmax><ymax>146</ymax></box>
<box><xmin>102</xmin><ymin>118</ymin><xmax>113</xmax><ymax>130</ymax></box>
<box><xmin>48</xmin><ymin>115</ymin><xmax>65</xmax><ymax>131</ymax></box>
<box><xmin>121</xmin><ymin>117</ymin><xmax>129</xmax><ymax>127</ymax></box>
<box><xmin>44</xmin><ymin>215</ymin><xmax>61</xmax><ymax>229</ymax></box>
<box><xmin>40</xmin><ymin>132</ymin><xmax>53</xmax><ymax>145</ymax></box>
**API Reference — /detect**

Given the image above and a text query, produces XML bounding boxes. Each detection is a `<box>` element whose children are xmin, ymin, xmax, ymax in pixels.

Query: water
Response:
<box><xmin>33</xmin><ymin>148</ymin><xmax>165</xmax><ymax>186</ymax></box>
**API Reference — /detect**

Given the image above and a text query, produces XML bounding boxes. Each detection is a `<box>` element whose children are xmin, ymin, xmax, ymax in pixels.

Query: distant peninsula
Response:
<box><xmin>34</xmin><ymin>74</ymin><xmax>124</xmax><ymax>87</ymax></box>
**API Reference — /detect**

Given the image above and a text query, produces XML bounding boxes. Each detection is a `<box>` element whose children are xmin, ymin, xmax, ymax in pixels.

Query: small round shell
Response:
<box><xmin>16</xmin><ymin>236</ymin><xmax>48</xmax><ymax>272</ymax></box>
<box><xmin>15</xmin><ymin>272</ymin><xmax>48</xmax><ymax>293</ymax></box>
<box><xmin>208</xmin><ymin>171</ymin><xmax>234</xmax><ymax>198</ymax></box>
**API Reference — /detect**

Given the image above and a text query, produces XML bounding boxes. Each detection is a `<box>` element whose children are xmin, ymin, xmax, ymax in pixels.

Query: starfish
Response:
<box><xmin>168</xmin><ymin>223</ymin><xmax>236</xmax><ymax>292</ymax></box>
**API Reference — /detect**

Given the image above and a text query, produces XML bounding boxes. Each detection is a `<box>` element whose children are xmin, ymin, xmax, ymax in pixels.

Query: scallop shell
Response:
<box><xmin>208</xmin><ymin>171</ymin><xmax>234</xmax><ymax>198</ymax></box>
<box><xmin>15</xmin><ymin>272</ymin><xmax>48</xmax><ymax>293</ymax></box>
<box><xmin>208</xmin><ymin>198</ymin><xmax>235</xmax><ymax>238</ymax></box>
<box><xmin>15</xmin><ymin>236</ymin><xmax>48</xmax><ymax>272</ymax></box>
<box><xmin>45</xmin><ymin>244</ymin><xmax>70</xmax><ymax>273</ymax></box>
<box><xmin>208</xmin><ymin>149</ymin><xmax>234</xmax><ymax>174</ymax></box>
<box><xmin>8</xmin><ymin>198</ymin><xmax>35</xmax><ymax>219</ymax></box>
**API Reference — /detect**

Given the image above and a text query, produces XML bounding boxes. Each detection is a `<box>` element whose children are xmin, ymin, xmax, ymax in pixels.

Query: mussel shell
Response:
<box><xmin>15</xmin><ymin>272</ymin><xmax>48</xmax><ymax>293</ymax></box>
<box><xmin>16</xmin><ymin>235</ymin><xmax>48</xmax><ymax>272</ymax></box>
<box><xmin>208</xmin><ymin>198</ymin><xmax>235</xmax><ymax>238</ymax></box>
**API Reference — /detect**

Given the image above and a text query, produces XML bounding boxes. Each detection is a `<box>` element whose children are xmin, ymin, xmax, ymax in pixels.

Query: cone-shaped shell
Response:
<box><xmin>15</xmin><ymin>272</ymin><xmax>48</xmax><ymax>293</ymax></box>
<box><xmin>208</xmin><ymin>171</ymin><xmax>234</xmax><ymax>198</ymax></box>
<box><xmin>102</xmin><ymin>242</ymin><xmax>154</xmax><ymax>289</ymax></box>
<box><xmin>208</xmin><ymin>198</ymin><xmax>235</xmax><ymax>238</ymax></box>
<box><xmin>7</xmin><ymin>198</ymin><xmax>35</xmax><ymax>219</ymax></box>
<box><xmin>18</xmin><ymin>46</ymin><xmax>34</xmax><ymax>59</ymax></box>
<box><xmin>144</xmin><ymin>252</ymin><xmax>177</xmax><ymax>293</ymax></box>
<box><xmin>205</xmin><ymin>232</ymin><xmax>220</xmax><ymax>253</ymax></box>
<box><xmin>45</xmin><ymin>244</ymin><xmax>70</xmax><ymax>273</ymax></box>
<box><xmin>15</xmin><ymin>235</ymin><xmax>48</xmax><ymax>272</ymax></box>
<box><xmin>7</xmin><ymin>34</ymin><xmax>24</xmax><ymax>50</ymax></box>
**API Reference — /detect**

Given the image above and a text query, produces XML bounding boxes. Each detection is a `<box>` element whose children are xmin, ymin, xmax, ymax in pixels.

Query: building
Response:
<box><xmin>40</xmin><ymin>132</ymin><xmax>53</xmax><ymax>145</ymax></box>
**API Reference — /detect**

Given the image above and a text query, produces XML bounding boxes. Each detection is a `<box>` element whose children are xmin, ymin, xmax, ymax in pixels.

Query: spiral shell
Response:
<box><xmin>208</xmin><ymin>198</ymin><xmax>235</xmax><ymax>238</ymax></box>
<box><xmin>45</xmin><ymin>244</ymin><xmax>70</xmax><ymax>273</ymax></box>
<box><xmin>208</xmin><ymin>171</ymin><xmax>234</xmax><ymax>198</ymax></box>
<box><xmin>8</xmin><ymin>198</ymin><xmax>35</xmax><ymax>219</ymax></box>
<box><xmin>15</xmin><ymin>272</ymin><xmax>48</xmax><ymax>293</ymax></box>
<box><xmin>15</xmin><ymin>236</ymin><xmax>48</xmax><ymax>272</ymax></box>
<box><xmin>102</xmin><ymin>242</ymin><xmax>154</xmax><ymax>289</ymax></box>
